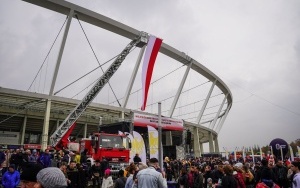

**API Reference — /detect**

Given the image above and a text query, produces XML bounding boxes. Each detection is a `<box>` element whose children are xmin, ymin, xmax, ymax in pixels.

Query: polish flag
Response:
<box><xmin>141</xmin><ymin>35</ymin><xmax>163</xmax><ymax>111</ymax></box>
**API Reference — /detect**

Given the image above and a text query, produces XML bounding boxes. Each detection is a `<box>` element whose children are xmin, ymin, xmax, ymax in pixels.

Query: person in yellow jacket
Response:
<box><xmin>74</xmin><ymin>151</ymin><xmax>81</xmax><ymax>164</ymax></box>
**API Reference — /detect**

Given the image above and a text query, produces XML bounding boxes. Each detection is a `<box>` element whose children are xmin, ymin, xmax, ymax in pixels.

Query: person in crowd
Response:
<box><xmin>255</xmin><ymin>158</ymin><xmax>276</xmax><ymax>184</ymax></box>
<box><xmin>187</xmin><ymin>166</ymin><xmax>195</xmax><ymax>188</ymax></box>
<box><xmin>100</xmin><ymin>158</ymin><xmax>109</xmax><ymax>177</ymax></box>
<box><xmin>34</xmin><ymin>167</ymin><xmax>68</xmax><ymax>188</ymax></box>
<box><xmin>233</xmin><ymin>162</ymin><xmax>246</xmax><ymax>188</ymax></box>
<box><xmin>290</xmin><ymin>161</ymin><xmax>300</xmax><ymax>188</ymax></box>
<box><xmin>114</xmin><ymin>169</ymin><xmax>127</xmax><ymax>188</ymax></box>
<box><xmin>62</xmin><ymin>151</ymin><xmax>72</xmax><ymax>165</ymax></box>
<box><xmin>203</xmin><ymin>165</ymin><xmax>213</xmax><ymax>188</ymax></box>
<box><xmin>74</xmin><ymin>151</ymin><xmax>81</xmax><ymax>164</ymax></box>
<box><xmin>133</xmin><ymin>153</ymin><xmax>141</xmax><ymax>164</ymax></box>
<box><xmin>1</xmin><ymin>164</ymin><xmax>20</xmax><ymax>188</ymax></box>
<box><xmin>211</xmin><ymin>165</ymin><xmax>224</xmax><ymax>184</ymax></box>
<box><xmin>101</xmin><ymin>168</ymin><xmax>113</xmax><ymax>188</ymax></box>
<box><xmin>136</xmin><ymin>157</ymin><xmax>167</xmax><ymax>188</ymax></box>
<box><xmin>90</xmin><ymin>159</ymin><xmax>102</xmax><ymax>188</ymax></box>
<box><xmin>125</xmin><ymin>163</ymin><xmax>138</xmax><ymax>188</ymax></box>
<box><xmin>256</xmin><ymin>162</ymin><xmax>280</xmax><ymax>188</ymax></box>
<box><xmin>66</xmin><ymin>160</ymin><xmax>79</xmax><ymax>188</ymax></box>
<box><xmin>207</xmin><ymin>178</ymin><xmax>213</xmax><ymax>188</ymax></box>
<box><xmin>10</xmin><ymin>149</ymin><xmax>22</xmax><ymax>171</ymax></box>
<box><xmin>273</xmin><ymin>158</ymin><xmax>288</xmax><ymax>188</ymax></box>
<box><xmin>242</xmin><ymin>164</ymin><xmax>254</xmax><ymax>188</ymax></box>
<box><xmin>193</xmin><ymin>166</ymin><xmax>204</xmax><ymax>188</ymax></box>
<box><xmin>59</xmin><ymin>162</ymin><xmax>70</xmax><ymax>185</ymax></box>
<box><xmin>76</xmin><ymin>163</ymin><xmax>88</xmax><ymax>188</ymax></box>
<box><xmin>80</xmin><ymin>149</ymin><xmax>88</xmax><ymax>165</ymax></box>
<box><xmin>163</xmin><ymin>156</ymin><xmax>170</xmax><ymax>171</ymax></box>
<box><xmin>0</xmin><ymin>150</ymin><xmax>5</xmax><ymax>167</ymax></box>
<box><xmin>29</xmin><ymin>149</ymin><xmax>39</xmax><ymax>164</ymax></box>
<box><xmin>1</xmin><ymin>149</ymin><xmax>11</xmax><ymax>175</ymax></box>
<box><xmin>178</xmin><ymin>168</ymin><xmax>188</xmax><ymax>188</ymax></box>
<box><xmin>166</xmin><ymin>163</ymin><xmax>174</xmax><ymax>181</ymax></box>
<box><xmin>39</xmin><ymin>149</ymin><xmax>51</xmax><ymax>168</ymax></box>
<box><xmin>20</xmin><ymin>163</ymin><xmax>43</xmax><ymax>188</ymax></box>
<box><xmin>221</xmin><ymin>164</ymin><xmax>237</xmax><ymax>188</ymax></box>
<box><xmin>287</xmin><ymin>163</ymin><xmax>294</xmax><ymax>188</ymax></box>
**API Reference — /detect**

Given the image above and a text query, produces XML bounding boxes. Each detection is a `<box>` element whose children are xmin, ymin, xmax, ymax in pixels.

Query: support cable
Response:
<box><xmin>27</xmin><ymin>17</ymin><xmax>68</xmax><ymax>92</ymax></box>
<box><xmin>54</xmin><ymin>53</ymin><xmax>119</xmax><ymax>96</ymax></box>
<box><xmin>75</xmin><ymin>15</ymin><xmax>121</xmax><ymax>107</ymax></box>
<box><xmin>108</xmin><ymin>64</ymin><xmax>185</xmax><ymax>105</ymax></box>
<box><xmin>68</xmin><ymin>47</ymin><xmax>137</xmax><ymax>99</ymax></box>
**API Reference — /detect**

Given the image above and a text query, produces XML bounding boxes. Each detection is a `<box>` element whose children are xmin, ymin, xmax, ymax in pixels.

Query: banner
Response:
<box><xmin>141</xmin><ymin>35</ymin><xmax>163</xmax><ymax>111</ymax></box>
<box><xmin>132</xmin><ymin>131</ymin><xmax>146</xmax><ymax>163</ymax></box>
<box><xmin>147</xmin><ymin>125</ymin><xmax>158</xmax><ymax>159</ymax></box>
<box><xmin>133</xmin><ymin>112</ymin><xmax>183</xmax><ymax>131</ymax></box>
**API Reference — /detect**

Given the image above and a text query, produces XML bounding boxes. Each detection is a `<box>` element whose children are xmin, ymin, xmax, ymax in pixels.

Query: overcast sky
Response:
<box><xmin>0</xmin><ymin>0</ymin><xmax>299</xmax><ymax>152</ymax></box>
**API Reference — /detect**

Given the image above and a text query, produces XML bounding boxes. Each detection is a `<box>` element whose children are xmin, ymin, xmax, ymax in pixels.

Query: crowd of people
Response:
<box><xmin>1</xmin><ymin>148</ymin><xmax>300</xmax><ymax>188</ymax></box>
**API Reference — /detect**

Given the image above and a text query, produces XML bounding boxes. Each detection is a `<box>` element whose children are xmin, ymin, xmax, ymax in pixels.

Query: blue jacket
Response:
<box><xmin>2</xmin><ymin>170</ymin><xmax>20</xmax><ymax>188</ymax></box>
<box><xmin>39</xmin><ymin>153</ymin><xmax>51</xmax><ymax>168</ymax></box>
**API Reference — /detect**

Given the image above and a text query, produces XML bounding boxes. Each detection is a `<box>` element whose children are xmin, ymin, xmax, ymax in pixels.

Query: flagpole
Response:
<box><xmin>251</xmin><ymin>146</ymin><xmax>255</xmax><ymax>163</ymax></box>
<box><xmin>158</xmin><ymin>102</ymin><xmax>163</xmax><ymax>169</ymax></box>
<box><xmin>270</xmin><ymin>145</ymin><xmax>273</xmax><ymax>156</ymax></box>
<box><xmin>234</xmin><ymin>147</ymin><xmax>237</xmax><ymax>161</ymax></box>
<box><xmin>290</xmin><ymin>145</ymin><xmax>294</xmax><ymax>161</ymax></box>
<box><xmin>280</xmin><ymin>145</ymin><xmax>283</xmax><ymax>160</ymax></box>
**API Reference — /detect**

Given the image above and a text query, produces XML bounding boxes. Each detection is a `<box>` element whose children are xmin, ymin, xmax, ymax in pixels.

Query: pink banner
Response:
<box><xmin>133</xmin><ymin>112</ymin><xmax>183</xmax><ymax>131</ymax></box>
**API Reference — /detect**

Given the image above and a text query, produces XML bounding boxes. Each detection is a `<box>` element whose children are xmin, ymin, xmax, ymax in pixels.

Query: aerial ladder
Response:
<box><xmin>50</xmin><ymin>32</ymin><xmax>148</xmax><ymax>148</ymax></box>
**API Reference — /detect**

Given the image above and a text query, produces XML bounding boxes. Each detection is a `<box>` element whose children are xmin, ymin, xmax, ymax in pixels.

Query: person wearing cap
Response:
<box><xmin>20</xmin><ymin>163</ymin><xmax>43</xmax><ymax>188</ymax></box>
<box><xmin>1</xmin><ymin>164</ymin><xmax>20</xmax><ymax>188</ymax></box>
<box><xmin>29</xmin><ymin>149</ymin><xmax>39</xmax><ymax>164</ymax></box>
<box><xmin>34</xmin><ymin>167</ymin><xmax>67</xmax><ymax>188</ymax></box>
<box><xmin>136</xmin><ymin>158</ymin><xmax>167</xmax><ymax>188</ymax></box>
<box><xmin>233</xmin><ymin>162</ymin><xmax>246</xmax><ymax>188</ymax></box>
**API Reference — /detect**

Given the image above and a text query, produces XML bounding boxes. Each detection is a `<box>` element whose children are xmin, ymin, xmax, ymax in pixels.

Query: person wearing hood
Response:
<box><xmin>1</xmin><ymin>164</ymin><xmax>20</xmax><ymax>188</ymax></box>
<box><xmin>101</xmin><ymin>168</ymin><xmax>113</xmax><ymax>188</ymax></box>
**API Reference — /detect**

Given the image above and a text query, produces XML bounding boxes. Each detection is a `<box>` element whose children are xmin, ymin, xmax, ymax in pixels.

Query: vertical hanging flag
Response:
<box><xmin>141</xmin><ymin>35</ymin><xmax>163</xmax><ymax>111</ymax></box>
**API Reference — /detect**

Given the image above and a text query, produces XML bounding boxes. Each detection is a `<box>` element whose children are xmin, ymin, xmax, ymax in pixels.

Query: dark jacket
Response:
<box><xmin>222</xmin><ymin>174</ymin><xmax>237</xmax><ymax>188</ymax></box>
<box><xmin>114</xmin><ymin>177</ymin><xmax>127</xmax><ymax>188</ymax></box>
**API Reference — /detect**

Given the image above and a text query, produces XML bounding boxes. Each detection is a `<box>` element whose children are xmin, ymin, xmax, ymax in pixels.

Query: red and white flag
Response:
<box><xmin>141</xmin><ymin>35</ymin><xmax>163</xmax><ymax>111</ymax></box>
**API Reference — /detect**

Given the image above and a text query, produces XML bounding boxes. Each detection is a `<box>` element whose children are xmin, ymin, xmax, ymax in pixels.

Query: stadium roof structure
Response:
<box><xmin>0</xmin><ymin>0</ymin><xmax>233</xmax><ymax>153</ymax></box>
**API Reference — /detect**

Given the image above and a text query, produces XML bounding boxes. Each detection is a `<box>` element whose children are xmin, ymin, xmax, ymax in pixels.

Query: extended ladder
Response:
<box><xmin>50</xmin><ymin>32</ymin><xmax>148</xmax><ymax>148</ymax></box>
